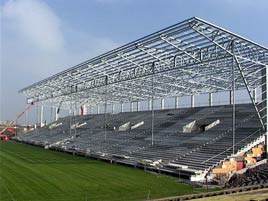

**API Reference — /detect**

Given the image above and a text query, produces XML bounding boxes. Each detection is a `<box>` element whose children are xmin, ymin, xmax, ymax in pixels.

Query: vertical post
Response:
<box><xmin>74</xmin><ymin>99</ymin><xmax>77</xmax><ymax>137</ymax></box>
<box><xmin>50</xmin><ymin>105</ymin><xmax>53</xmax><ymax>123</ymax></box>
<box><xmin>97</xmin><ymin>105</ymin><xmax>100</xmax><ymax>114</ymax></box>
<box><xmin>252</xmin><ymin>88</ymin><xmax>257</xmax><ymax>103</ymax></box>
<box><xmin>175</xmin><ymin>96</ymin><xmax>179</xmax><ymax>109</ymax></box>
<box><xmin>262</xmin><ymin>65</ymin><xmax>267</xmax><ymax>157</ymax></box>
<box><xmin>148</xmin><ymin>99</ymin><xmax>152</xmax><ymax>111</ymax></box>
<box><xmin>26</xmin><ymin>108</ymin><xmax>29</xmax><ymax>127</ymax></box>
<box><xmin>40</xmin><ymin>105</ymin><xmax>44</xmax><ymax>127</ymax></box>
<box><xmin>87</xmin><ymin>105</ymin><xmax>93</xmax><ymax>114</ymax></box>
<box><xmin>160</xmin><ymin>98</ymin><xmax>165</xmax><ymax>110</ymax></box>
<box><xmin>137</xmin><ymin>101</ymin><xmax>140</xmax><ymax>112</ymax></box>
<box><xmin>55</xmin><ymin>107</ymin><xmax>59</xmax><ymax>121</ymax></box>
<box><xmin>151</xmin><ymin>63</ymin><xmax>155</xmax><ymax>146</ymax></box>
<box><xmin>104</xmin><ymin>75</ymin><xmax>108</xmax><ymax>141</ymax></box>
<box><xmin>88</xmin><ymin>105</ymin><xmax>91</xmax><ymax>114</ymax></box>
<box><xmin>209</xmin><ymin>93</ymin><xmax>213</xmax><ymax>107</ymax></box>
<box><xmin>69</xmin><ymin>100</ymin><xmax>72</xmax><ymax>137</ymax></box>
<box><xmin>36</xmin><ymin>103</ymin><xmax>39</xmax><ymax>127</ymax></box>
<box><xmin>232</xmin><ymin>40</ymin><xmax>236</xmax><ymax>155</ymax></box>
<box><xmin>111</xmin><ymin>104</ymin><xmax>115</xmax><ymax>114</ymax></box>
<box><xmin>81</xmin><ymin>104</ymin><xmax>87</xmax><ymax>115</ymax></box>
<box><xmin>229</xmin><ymin>90</ymin><xmax>233</xmax><ymax>105</ymax></box>
<box><xmin>73</xmin><ymin>104</ymin><xmax>76</xmax><ymax>116</ymax></box>
<box><xmin>121</xmin><ymin>103</ymin><xmax>124</xmax><ymax>113</ymax></box>
<box><xmin>130</xmin><ymin>102</ymin><xmax>134</xmax><ymax>112</ymax></box>
<box><xmin>104</xmin><ymin>101</ymin><xmax>107</xmax><ymax>140</ymax></box>
<box><xmin>191</xmin><ymin>95</ymin><xmax>195</xmax><ymax>108</ymax></box>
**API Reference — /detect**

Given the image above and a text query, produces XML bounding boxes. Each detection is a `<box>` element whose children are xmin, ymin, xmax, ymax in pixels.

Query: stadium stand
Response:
<box><xmin>14</xmin><ymin>103</ymin><xmax>264</xmax><ymax>179</ymax></box>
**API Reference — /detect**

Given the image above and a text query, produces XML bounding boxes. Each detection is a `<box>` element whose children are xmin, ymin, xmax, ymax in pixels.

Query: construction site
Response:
<box><xmin>1</xmin><ymin>17</ymin><xmax>268</xmax><ymax>201</ymax></box>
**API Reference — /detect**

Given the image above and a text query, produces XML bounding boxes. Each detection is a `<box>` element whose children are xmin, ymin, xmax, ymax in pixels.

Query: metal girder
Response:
<box><xmin>19</xmin><ymin>17</ymin><xmax>268</xmax><ymax>111</ymax></box>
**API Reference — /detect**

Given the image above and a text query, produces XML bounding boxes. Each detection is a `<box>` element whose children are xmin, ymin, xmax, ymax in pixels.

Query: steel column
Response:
<box><xmin>232</xmin><ymin>41</ymin><xmax>236</xmax><ymax>155</ymax></box>
<box><xmin>191</xmin><ymin>95</ymin><xmax>195</xmax><ymax>108</ymax></box>
<box><xmin>209</xmin><ymin>93</ymin><xmax>213</xmax><ymax>106</ymax></box>
<box><xmin>40</xmin><ymin>105</ymin><xmax>44</xmax><ymax>127</ymax></box>
<box><xmin>148</xmin><ymin>99</ymin><xmax>152</xmax><ymax>111</ymax></box>
<box><xmin>175</xmin><ymin>96</ymin><xmax>179</xmax><ymax>109</ymax></box>
<box><xmin>97</xmin><ymin>105</ymin><xmax>100</xmax><ymax>114</ymax></box>
<box><xmin>252</xmin><ymin>88</ymin><xmax>257</xmax><ymax>103</ymax></box>
<box><xmin>160</xmin><ymin>98</ymin><xmax>165</xmax><ymax>110</ymax></box>
<box><xmin>151</xmin><ymin>65</ymin><xmax>155</xmax><ymax>146</ymax></box>
<box><xmin>229</xmin><ymin>91</ymin><xmax>233</xmax><ymax>105</ymax></box>
<box><xmin>121</xmin><ymin>103</ymin><xmax>124</xmax><ymax>113</ymax></box>
<box><xmin>130</xmin><ymin>102</ymin><xmax>134</xmax><ymax>112</ymax></box>
<box><xmin>55</xmin><ymin>107</ymin><xmax>59</xmax><ymax>121</ymax></box>
<box><xmin>262</xmin><ymin>65</ymin><xmax>267</xmax><ymax>156</ymax></box>
<box><xmin>111</xmin><ymin>104</ymin><xmax>115</xmax><ymax>114</ymax></box>
<box><xmin>137</xmin><ymin>101</ymin><xmax>140</xmax><ymax>111</ymax></box>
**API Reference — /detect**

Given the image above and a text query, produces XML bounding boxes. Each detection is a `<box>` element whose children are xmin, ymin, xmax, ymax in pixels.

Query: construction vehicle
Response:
<box><xmin>0</xmin><ymin>102</ymin><xmax>34</xmax><ymax>140</ymax></box>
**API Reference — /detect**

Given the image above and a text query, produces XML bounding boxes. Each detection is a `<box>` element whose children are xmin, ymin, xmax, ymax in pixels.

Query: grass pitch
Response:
<box><xmin>0</xmin><ymin>141</ymin><xmax>205</xmax><ymax>201</ymax></box>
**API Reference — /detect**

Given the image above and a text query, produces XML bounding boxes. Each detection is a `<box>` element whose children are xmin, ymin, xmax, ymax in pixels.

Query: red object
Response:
<box><xmin>6</xmin><ymin>128</ymin><xmax>16</xmax><ymax>135</ymax></box>
<box><xmin>236</xmin><ymin>161</ymin><xmax>244</xmax><ymax>170</ymax></box>
<box><xmin>0</xmin><ymin>102</ymin><xmax>34</xmax><ymax>140</ymax></box>
<box><xmin>0</xmin><ymin>135</ymin><xmax>9</xmax><ymax>141</ymax></box>
<box><xmin>80</xmin><ymin>106</ymin><xmax>84</xmax><ymax>115</ymax></box>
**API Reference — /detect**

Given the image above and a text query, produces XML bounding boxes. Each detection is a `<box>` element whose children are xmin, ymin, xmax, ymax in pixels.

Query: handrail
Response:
<box><xmin>201</xmin><ymin>128</ymin><xmax>263</xmax><ymax>165</ymax></box>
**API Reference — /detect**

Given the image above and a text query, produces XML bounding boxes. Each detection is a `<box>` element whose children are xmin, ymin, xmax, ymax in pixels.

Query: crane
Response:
<box><xmin>0</xmin><ymin>102</ymin><xmax>34</xmax><ymax>140</ymax></box>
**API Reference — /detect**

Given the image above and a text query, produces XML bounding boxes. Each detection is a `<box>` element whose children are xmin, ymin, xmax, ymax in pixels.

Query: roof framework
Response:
<box><xmin>20</xmin><ymin>17</ymin><xmax>268</xmax><ymax>126</ymax></box>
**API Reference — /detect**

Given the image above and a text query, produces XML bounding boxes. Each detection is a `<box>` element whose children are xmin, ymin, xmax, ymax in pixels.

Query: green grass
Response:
<box><xmin>0</xmin><ymin>141</ymin><xmax>205</xmax><ymax>201</ymax></box>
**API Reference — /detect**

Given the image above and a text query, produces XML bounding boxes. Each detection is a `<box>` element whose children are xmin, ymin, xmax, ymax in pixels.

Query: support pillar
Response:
<box><xmin>209</xmin><ymin>93</ymin><xmax>213</xmax><ymax>107</ymax></box>
<box><xmin>231</xmin><ymin>43</ymin><xmax>236</xmax><ymax>155</ymax></box>
<box><xmin>191</xmin><ymin>95</ymin><xmax>195</xmax><ymax>108</ymax></box>
<box><xmin>87</xmin><ymin>105</ymin><xmax>91</xmax><ymax>114</ymax></box>
<box><xmin>148</xmin><ymin>99</ymin><xmax>152</xmax><ymax>111</ymax></box>
<box><xmin>130</xmin><ymin>102</ymin><xmax>134</xmax><ymax>112</ymax></box>
<box><xmin>229</xmin><ymin>90</ymin><xmax>233</xmax><ymax>105</ymax></box>
<box><xmin>175</xmin><ymin>96</ymin><xmax>179</xmax><ymax>109</ymax></box>
<box><xmin>151</xmin><ymin>64</ymin><xmax>155</xmax><ymax>146</ymax></box>
<box><xmin>73</xmin><ymin>104</ymin><xmax>77</xmax><ymax>116</ymax></box>
<box><xmin>160</xmin><ymin>98</ymin><xmax>165</xmax><ymax>110</ymax></box>
<box><xmin>55</xmin><ymin>107</ymin><xmax>59</xmax><ymax>121</ymax></box>
<box><xmin>262</xmin><ymin>65</ymin><xmax>267</xmax><ymax>157</ymax></box>
<box><xmin>111</xmin><ymin>104</ymin><xmax>115</xmax><ymax>114</ymax></box>
<box><xmin>252</xmin><ymin>88</ymin><xmax>257</xmax><ymax>103</ymax></box>
<box><xmin>97</xmin><ymin>105</ymin><xmax>100</xmax><ymax>114</ymax></box>
<box><xmin>40</xmin><ymin>105</ymin><xmax>44</xmax><ymax>127</ymax></box>
<box><xmin>120</xmin><ymin>103</ymin><xmax>124</xmax><ymax>113</ymax></box>
<box><xmin>137</xmin><ymin>101</ymin><xmax>140</xmax><ymax>112</ymax></box>
<box><xmin>80</xmin><ymin>104</ymin><xmax>87</xmax><ymax>115</ymax></box>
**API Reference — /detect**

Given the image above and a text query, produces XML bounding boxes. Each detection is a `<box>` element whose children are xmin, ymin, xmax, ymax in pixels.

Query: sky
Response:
<box><xmin>0</xmin><ymin>0</ymin><xmax>268</xmax><ymax>124</ymax></box>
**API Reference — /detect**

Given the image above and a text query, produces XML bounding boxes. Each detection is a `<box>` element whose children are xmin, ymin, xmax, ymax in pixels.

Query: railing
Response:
<box><xmin>201</xmin><ymin>128</ymin><xmax>263</xmax><ymax>171</ymax></box>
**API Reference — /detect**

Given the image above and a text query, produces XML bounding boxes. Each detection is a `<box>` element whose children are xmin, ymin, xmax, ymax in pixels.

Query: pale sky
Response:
<box><xmin>1</xmin><ymin>0</ymin><xmax>268</xmax><ymax>124</ymax></box>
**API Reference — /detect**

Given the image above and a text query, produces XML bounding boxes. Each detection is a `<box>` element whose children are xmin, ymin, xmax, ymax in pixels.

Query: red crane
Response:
<box><xmin>0</xmin><ymin>102</ymin><xmax>34</xmax><ymax>140</ymax></box>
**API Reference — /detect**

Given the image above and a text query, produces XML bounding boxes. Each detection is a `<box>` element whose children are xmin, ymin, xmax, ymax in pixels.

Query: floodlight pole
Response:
<box><xmin>232</xmin><ymin>40</ymin><xmax>236</xmax><ymax>155</ymax></box>
<box><xmin>151</xmin><ymin>63</ymin><xmax>155</xmax><ymax>146</ymax></box>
